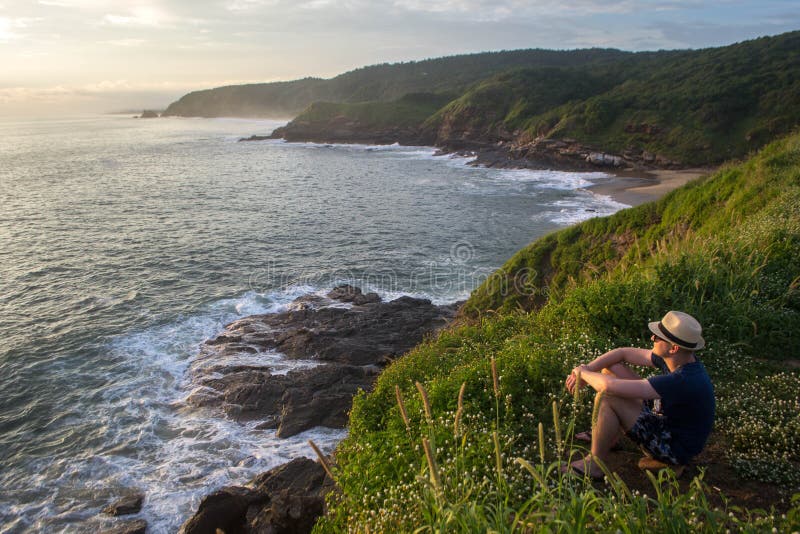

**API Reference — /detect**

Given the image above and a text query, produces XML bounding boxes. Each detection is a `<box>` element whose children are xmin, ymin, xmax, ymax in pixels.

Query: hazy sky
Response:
<box><xmin>1</xmin><ymin>0</ymin><xmax>798</xmax><ymax>116</ymax></box>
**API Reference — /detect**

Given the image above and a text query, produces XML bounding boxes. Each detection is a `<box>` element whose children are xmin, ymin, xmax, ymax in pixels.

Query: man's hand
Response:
<box><xmin>565</xmin><ymin>365</ymin><xmax>589</xmax><ymax>394</ymax></box>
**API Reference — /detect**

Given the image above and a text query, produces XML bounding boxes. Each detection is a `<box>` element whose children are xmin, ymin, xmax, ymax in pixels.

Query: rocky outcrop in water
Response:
<box><xmin>178</xmin><ymin>286</ymin><xmax>459</xmax><ymax>532</ymax></box>
<box><xmin>100</xmin><ymin>519</ymin><xmax>147</xmax><ymax>534</ymax></box>
<box><xmin>178</xmin><ymin>457</ymin><xmax>331</xmax><ymax>534</ymax></box>
<box><xmin>269</xmin><ymin>119</ymin><xmax>423</xmax><ymax>145</ymax></box>
<box><xmin>187</xmin><ymin>285</ymin><xmax>459</xmax><ymax>437</ymax></box>
<box><xmin>102</xmin><ymin>494</ymin><xmax>144</xmax><ymax>516</ymax></box>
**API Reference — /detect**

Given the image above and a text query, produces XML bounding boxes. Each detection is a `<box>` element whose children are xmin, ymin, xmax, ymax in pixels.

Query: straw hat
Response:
<box><xmin>648</xmin><ymin>311</ymin><xmax>705</xmax><ymax>350</ymax></box>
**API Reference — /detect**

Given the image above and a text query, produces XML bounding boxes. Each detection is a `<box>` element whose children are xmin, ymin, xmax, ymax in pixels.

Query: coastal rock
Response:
<box><xmin>100</xmin><ymin>519</ymin><xmax>147</xmax><ymax>534</ymax></box>
<box><xmin>178</xmin><ymin>486</ymin><xmax>268</xmax><ymax>534</ymax></box>
<box><xmin>326</xmin><ymin>284</ymin><xmax>380</xmax><ymax>305</ymax></box>
<box><xmin>139</xmin><ymin>110</ymin><xmax>158</xmax><ymax>119</ymax></box>
<box><xmin>270</xmin><ymin>120</ymin><xmax>421</xmax><ymax>145</ymax></box>
<box><xmin>188</xmin><ymin>287</ymin><xmax>459</xmax><ymax>436</ymax></box>
<box><xmin>586</xmin><ymin>152</ymin><xmax>624</xmax><ymax>167</ymax></box>
<box><xmin>102</xmin><ymin>493</ymin><xmax>144</xmax><ymax>516</ymax></box>
<box><xmin>239</xmin><ymin>135</ymin><xmax>272</xmax><ymax>142</ymax></box>
<box><xmin>179</xmin><ymin>457</ymin><xmax>330</xmax><ymax>534</ymax></box>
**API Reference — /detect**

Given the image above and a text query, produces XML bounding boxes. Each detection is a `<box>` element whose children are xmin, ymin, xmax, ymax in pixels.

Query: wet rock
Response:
<box><xmin>249</xmin><ymin>457</ymin><xmax>328</xmax><ymax>496</ymax></box>
<box><xmin>179</xmin><ymin>458</ymin><xmax>330</xmax><ymax>534</ymax></box>
<box><xmin>189</xmin><ymin>288</ymin><xmax>459</xmax><ymax>436</ymax></box>
<box><xmin>249</xmin><ymin>491</ymin><xmax>324</xmax><ymax>533</ymax></box>
<box><xmin>102</xmin><ymin>493</ymin><xmax>144</xmax><ymax>516</ymax></box>
<box><xmin>178</xmin><ymin>486</ymin><xmax>268</xmax><ymax>534</ymax></box>
<box><xmin>586</xmin><ymin>152</ymin><xmax>624</xmax><ymax>167</ymax></box>
<box><xmin>326</xmin><ymin>284</ymin><xmax>381</xmax><ymax>305</ymax></box>
<box><xmin>100</xmin><ymin>519</ymin><xmax>147</xmax><ymax>534</ymax></box>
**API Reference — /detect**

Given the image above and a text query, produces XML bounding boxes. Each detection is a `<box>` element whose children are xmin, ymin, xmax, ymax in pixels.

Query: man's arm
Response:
<box><xmin>584</xmin><ymin>347</ymin><xmax>655</xmax><ymax>371</ymax></box>
<box><xmin>566</xmin><ymin>347</ymin><xmax>654</xmax><ymax>393</ymax></box>
<box><xmin>577</xmin><ymin>367</ymin><xmax>660</xmax><ymax>400</ymax></box>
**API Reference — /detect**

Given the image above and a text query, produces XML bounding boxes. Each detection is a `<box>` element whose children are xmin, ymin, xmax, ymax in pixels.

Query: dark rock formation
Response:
<box><xmin>263</xmin><ymin>114</ymin><xmax>686</xmax><ymax>172</ymax></box>
<box><xmin>269</xmin><ymin>120</ymin><xmax>423</xmax><ymax>146</ymax></box>
<box><xmin>139</xmin><ymin>110</ymin><xmax>159</xmax><ymax>118</ymax></box>
<box><xmin>179</xmin><ymin>287</ymin><xmax>458</xmax><ymax>531</ymax></box>
<box><xmin>325</xmin><ymin>285</ymin><xmax>380</xmax><ymax>305</ymax></box>
<box><xmin>187</xmin><ymin>285</ymin><xmax>459</xmax><ymax>437</ymax></box>
<box><xmin>102</xmin><ymin>493</ymin><xmax>144</xmax><ymax>516</ymax></box>
<box><xmin>100</xmin><ymin>519</ymin><xmax>147</xmax><ymax>534</ymax></box>
<box><xmin>178</xmin><ymin>457</ymin><xmax>330</xmax><ymax>534</ymax></box>
<box><xmin>239</xmin><ymin>135</ymin><xmax>272</xmax><ymax>142</ymax></box>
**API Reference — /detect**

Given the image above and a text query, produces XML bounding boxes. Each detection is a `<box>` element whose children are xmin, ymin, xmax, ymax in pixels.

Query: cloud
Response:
<box><xmin>389</xmin><ymin>0</ymin><xmax>644</xmax><ymax>20</ymax></box>
<box><xmin>105</xmin><ymin>38</ymin><xmax>146</xmax><ymax>47</ymax></box>
<box><xmin>103</xmin><ymin>5</ymin><xmax>170</xmax><ymax>27</ymax></box>
<box><xmin>0</xmin><ymin>15</ymin><xmax>42</xmax><ymax>40</ymax></box>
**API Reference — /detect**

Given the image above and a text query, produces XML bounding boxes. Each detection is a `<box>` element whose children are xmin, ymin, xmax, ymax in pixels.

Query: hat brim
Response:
<box><xmin>648</xmin><ymin>321</ymin><xmax>705</xmax><ymax>350</ymax></box>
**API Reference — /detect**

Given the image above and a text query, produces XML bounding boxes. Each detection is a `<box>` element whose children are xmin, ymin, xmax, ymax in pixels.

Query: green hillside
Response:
<box><xmin>531</xmin><ymin>32</ymin><xmax>800</xmax><ymax>165</ymax></box>
<box><xmin>277</xmin><ymin>31</ymin><xmax>800</xmax><ymax>167</ymax></box>
<box><xmin>162</xmin><ymin>48</ymin><xmax>629</xmax><ymax>118</ymax></box>
<box><xmin>314</xmin><ymin>133</ymin><xmax>800</xmax><ymax>531</ymax></box>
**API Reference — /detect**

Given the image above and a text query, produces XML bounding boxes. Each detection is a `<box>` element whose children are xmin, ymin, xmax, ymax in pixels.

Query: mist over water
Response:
<box><xmin>0</xmin><ymin>115</ymin><xmax>626</xmax><ymax>532</ymax></box>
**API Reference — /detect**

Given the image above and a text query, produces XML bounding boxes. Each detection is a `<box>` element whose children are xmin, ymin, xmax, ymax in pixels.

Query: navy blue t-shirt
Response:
<box><xmin>647</xmin><ymin>353</ymin><xmax>715</xmax><ymax>463</ymax></box>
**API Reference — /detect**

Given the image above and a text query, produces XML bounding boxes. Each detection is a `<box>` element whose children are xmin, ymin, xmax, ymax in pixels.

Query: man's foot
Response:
<box><xmin>560</xmin><ymin>456</ymin><xmax>605</xmax><ymax>480</ymax></box>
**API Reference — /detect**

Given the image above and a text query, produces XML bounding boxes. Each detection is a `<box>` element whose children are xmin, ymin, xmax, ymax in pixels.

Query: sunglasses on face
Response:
<box><xmin>651</xmin><ymin>333</ymin><xmax>669</xmax><ymax>344</ymax></box>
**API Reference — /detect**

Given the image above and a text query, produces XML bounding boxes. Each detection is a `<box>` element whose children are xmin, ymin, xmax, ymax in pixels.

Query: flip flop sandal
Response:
<box><xmin>560</xmin><ymin>461</ymin><xmax>605</xmax><ymax>481</ymax></box>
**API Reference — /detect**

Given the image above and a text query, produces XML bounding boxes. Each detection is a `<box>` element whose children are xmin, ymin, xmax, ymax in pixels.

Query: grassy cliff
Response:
<box><xmin>313</xmin><ymin>133</ymin><xmax>800</xmax><ymax>531</ymax></box>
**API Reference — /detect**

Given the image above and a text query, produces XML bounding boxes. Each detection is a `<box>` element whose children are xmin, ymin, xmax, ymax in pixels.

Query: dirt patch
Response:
<box><xmin>583</xmin><ymin>434</ymin><xmax>793</xmax><ymax>513</ymax></box>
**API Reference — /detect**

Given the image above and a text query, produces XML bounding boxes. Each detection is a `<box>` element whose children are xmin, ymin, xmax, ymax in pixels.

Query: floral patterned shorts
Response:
<box><xmin>626</xmin><ymin>405</ymin><xmax>680</xmax><ymax>465</ymax></box>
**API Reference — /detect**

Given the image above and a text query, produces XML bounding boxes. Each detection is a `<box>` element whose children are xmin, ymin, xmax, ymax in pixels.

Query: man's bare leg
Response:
<box><xmin>572</xmin><ymin>394</ymin><xmax>643</xmax><ymax>477</ymax></box>
<box><xmin>575</xmin><ymin>365</ymin><xmax>641</xmax><ymax>443</ymax></box>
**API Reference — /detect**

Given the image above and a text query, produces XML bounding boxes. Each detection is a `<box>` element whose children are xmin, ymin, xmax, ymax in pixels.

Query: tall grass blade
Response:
<box><xmin>538</xmin><ymin>422</ymin><xmax>545</xmax><ymax>464</ymax></box>
<box><xmin>416</xmin><ymin>381</ymin><xmax>432</xmax><ymax>425</ymax></box>
<box><xmin>552</xmin><ymin>401</ymin><xmax>562</xmax><ymax>452</ymax></box>
<box><xmin>491</xmin><ymin>357</ymin><xmax>500</xmax><ymax>398</ymax></box>
<box><xmin>422</xmin><ymin>437</ymin><xmax>442</xmax><ymax>494</ymax></box>
<box><xmin>308</xmin><ymin>440</ymin><xmax>336</xmax><ymax>483</ymax></box>
<box><xmin>395</xmin><ymin>385</ymin><xmax>410</xmax><ymax>430</ymax></box>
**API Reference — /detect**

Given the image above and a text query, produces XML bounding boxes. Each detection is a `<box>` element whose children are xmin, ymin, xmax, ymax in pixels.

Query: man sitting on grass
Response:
<box><xmin>563</xmin><ymin>311</ymin><xmax>715</xmax><ymax>479</ymax></box>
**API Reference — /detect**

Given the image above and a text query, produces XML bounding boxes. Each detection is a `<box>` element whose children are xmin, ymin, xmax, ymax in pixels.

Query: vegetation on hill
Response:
<box><xmin>162</xmin><ymin>48</ymin><xmax>630</xmax><ymax>118</ymax></box>
<box><xmin>275</xmin><ymin>31</ymin><xmax>800</xmax><ymax>167</ymax></box>
<box><xmin>312</xmin><ymin>133</ymin><xmax>800</xmax><ymax>531</ymax></box>
<box><xmin>296</xmin><ymin>93</ymin><xmax>455</xmax><ymax>129</ymax></box>
<box><xmin>529</xmin><ymin>32</ymin><xmax>800</xmax><ymax>165</ymax></box>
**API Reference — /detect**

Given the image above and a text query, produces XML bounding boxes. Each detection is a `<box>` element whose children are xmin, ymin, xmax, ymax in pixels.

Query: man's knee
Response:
<box><xmin>602</xmin><ymin>394</ymin><xmax>643</xmax><ymax>430</ymax></box>
<box><xmin>605</xmin><ymin>363</ymin><xmax>642</xmax><ymax>380</ymax></box>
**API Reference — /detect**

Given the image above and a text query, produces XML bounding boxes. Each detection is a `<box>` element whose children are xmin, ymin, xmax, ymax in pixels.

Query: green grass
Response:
<box><xmin>312</xmin><ymin>132</ymin><xmax>800</xmax><ymax>532</ymax></box>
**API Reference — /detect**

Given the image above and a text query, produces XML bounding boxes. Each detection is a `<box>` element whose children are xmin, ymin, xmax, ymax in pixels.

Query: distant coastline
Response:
<box><xmin>242</xmin><ymin>129</ymin><xmax>711</xmax><ymax>207</ymax></box>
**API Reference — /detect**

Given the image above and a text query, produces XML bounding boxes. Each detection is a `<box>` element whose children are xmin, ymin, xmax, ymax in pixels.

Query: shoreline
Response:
<box><xmin>588</xmin><ymin>168</ymin><xmax>714</xmax><ymax>207</ymax></box>
<box><xmin>250</xmin><ymin>132</ymin><xmax>714</xmax><ymax>208</ymax></box>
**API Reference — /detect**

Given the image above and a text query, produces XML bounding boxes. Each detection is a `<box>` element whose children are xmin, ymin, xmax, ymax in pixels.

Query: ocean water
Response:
<box><xmin>0</xmin><ymin>115</ymin><xmax>627</xmax><ymax>532</ymax></box>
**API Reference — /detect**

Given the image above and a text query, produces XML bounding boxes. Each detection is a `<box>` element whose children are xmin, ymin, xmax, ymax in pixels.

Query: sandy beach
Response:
<box><xmin>589</xmin><ymin>168</ymin><xmax>714</xmax><ymax>206</ymax></box>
